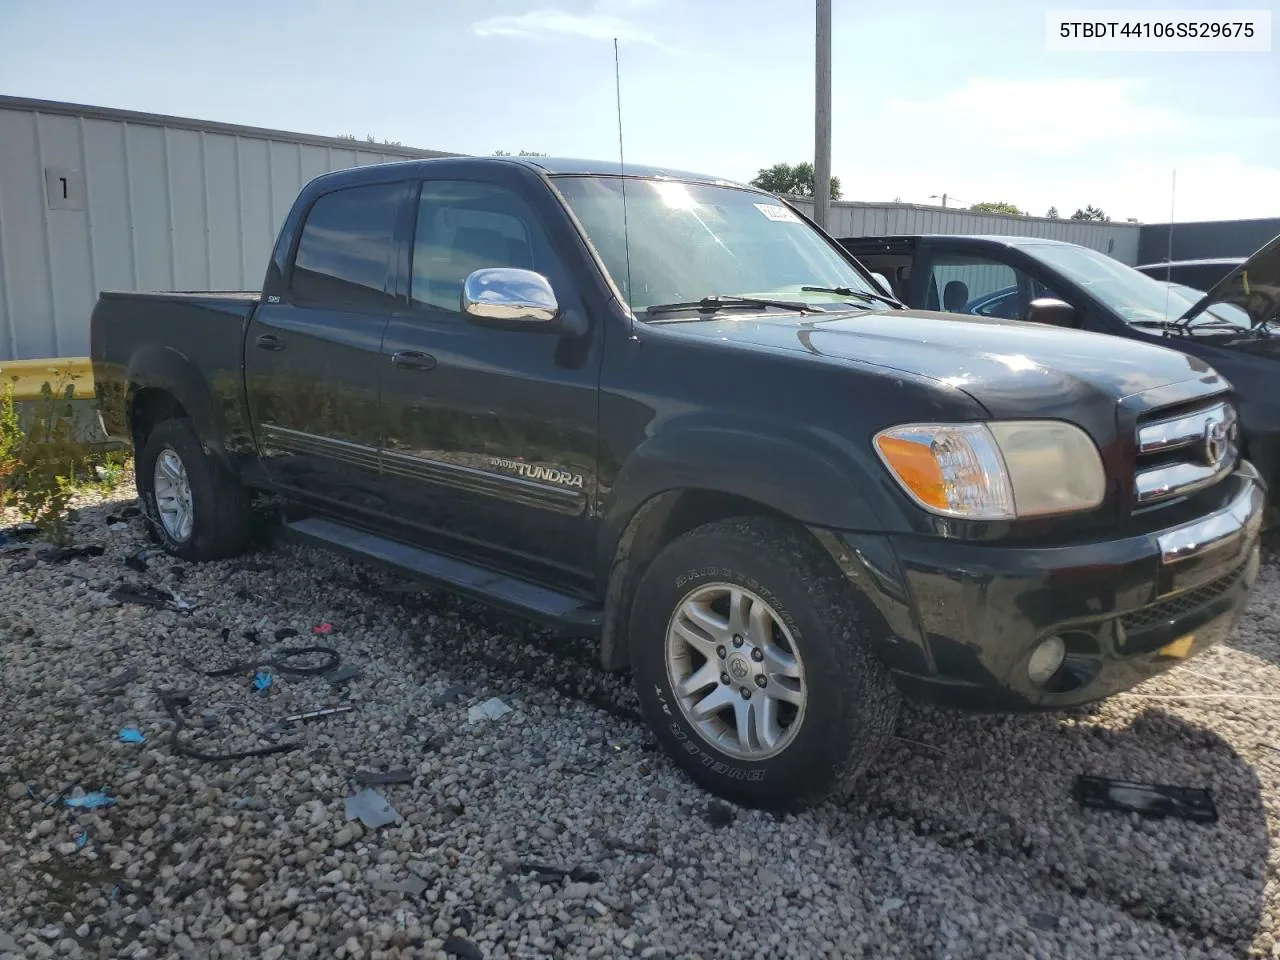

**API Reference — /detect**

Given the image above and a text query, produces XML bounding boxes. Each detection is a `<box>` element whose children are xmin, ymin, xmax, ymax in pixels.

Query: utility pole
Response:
<box><xmin>930</xmin><ymin>193</ymin><xmax>948</xmax><ymax>208</ymax></box>
<box><xmin>814</xmin><ymin>0</ymin><xmax>832</xmax><ymax>231</ymax></box>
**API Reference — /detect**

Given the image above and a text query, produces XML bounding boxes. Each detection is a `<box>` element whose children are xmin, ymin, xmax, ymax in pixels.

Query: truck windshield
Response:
<box><xmin>1020</xmin><ymin>243</ymin><xmax>1241</xmax><ymax>328</ymax></box>
<box><xmin>552</xmin><ymin>175</ymin><xmax>884</xmax><ymax>315</ymax></box>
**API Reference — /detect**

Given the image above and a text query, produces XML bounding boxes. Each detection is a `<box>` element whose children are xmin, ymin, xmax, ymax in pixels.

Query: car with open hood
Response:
<box><xmin>841</xmin><ymin>231</ymin><xmax>1280</xmax><ymax>505</ymax></box>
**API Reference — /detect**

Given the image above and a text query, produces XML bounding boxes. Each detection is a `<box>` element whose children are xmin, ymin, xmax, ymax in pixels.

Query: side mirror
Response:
<box><xmin>462</xmin><ymin>268</ymin><xmax>560</xmax><ymax>330</ymax></box>
<box><xmin>870</xmin><ymin>272</ymin><xmax>894</xmax><ymax>297</ymax></box>
<box><xmin>1024</xmin><ymin>297</ymin><xmax>1077</xmax><ymax>328</ymax></box>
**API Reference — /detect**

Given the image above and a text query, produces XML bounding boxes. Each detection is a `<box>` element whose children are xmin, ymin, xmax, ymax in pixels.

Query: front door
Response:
<box><xmin>246</xmin><ymin>180</ymin><xmax>410</xmax><ymax>514</ymax></box>
<box><xmin>376</xmin><ymin>177</ymin><xmax>601</xmax><ymax>588</ymax></box>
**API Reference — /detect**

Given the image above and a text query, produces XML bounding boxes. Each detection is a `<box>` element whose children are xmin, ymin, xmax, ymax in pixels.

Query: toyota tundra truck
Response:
<box><xmin>90</xmin><ymin>156</ymin><xmax>1264</xmax><ymax>810</ymax></box>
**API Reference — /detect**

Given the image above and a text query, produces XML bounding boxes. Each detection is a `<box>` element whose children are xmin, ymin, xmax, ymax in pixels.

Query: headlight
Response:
<box><xmin>874</xmin><ymin>421</ymin><xmax>1106</xmax><ymax>520</ymax></box>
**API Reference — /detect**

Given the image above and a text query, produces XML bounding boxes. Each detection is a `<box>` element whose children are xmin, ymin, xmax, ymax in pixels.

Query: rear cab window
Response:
<box><xmin>290</xmin><ymin>183</ymin><xmax>404</xmax><ymax>310</ymax></box>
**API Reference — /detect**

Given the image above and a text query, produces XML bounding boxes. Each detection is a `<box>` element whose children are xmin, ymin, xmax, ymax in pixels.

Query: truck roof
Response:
<box><xmin>305</xmin><ymin>154</ymin><xmax>751</xmax><ymax>190</ymax></box>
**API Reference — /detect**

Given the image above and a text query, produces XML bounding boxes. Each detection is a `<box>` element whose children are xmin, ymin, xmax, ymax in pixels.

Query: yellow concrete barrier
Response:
<box><xmin>0</xmin><ymin>357</ymin><xmax>95</xmax><ymax>400</ymax></box>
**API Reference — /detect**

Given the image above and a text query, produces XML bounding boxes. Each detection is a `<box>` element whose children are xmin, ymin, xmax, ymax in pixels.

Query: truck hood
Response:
<box><xmin>664</xmin><ymin>308</ymin><xmax>1220</xmax><ymax>417</ymax></box>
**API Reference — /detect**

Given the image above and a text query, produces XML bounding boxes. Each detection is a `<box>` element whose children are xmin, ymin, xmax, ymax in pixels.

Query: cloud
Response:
<box><xmin>889</xmin><ymin>78</ymin><xmax>1180</xmax><ymax>155</ymax></box>
<box><xmin>471</xmin><ymin>5</ymin><xmax>661</xmax><ymax>46</ymax></box>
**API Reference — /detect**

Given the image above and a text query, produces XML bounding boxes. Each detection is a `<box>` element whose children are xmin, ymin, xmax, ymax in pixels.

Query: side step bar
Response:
<box><xmin>284</xmin><ymin>517</ymin><xmax>603</xmax><ymax>632</ymax></box>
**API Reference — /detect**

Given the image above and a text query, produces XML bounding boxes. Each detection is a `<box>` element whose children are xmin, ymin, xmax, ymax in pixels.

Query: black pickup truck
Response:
<box><xmin>92</xmin><ymin>157</ymin><xmax>1265</xmax><ymax>810</ymax></box>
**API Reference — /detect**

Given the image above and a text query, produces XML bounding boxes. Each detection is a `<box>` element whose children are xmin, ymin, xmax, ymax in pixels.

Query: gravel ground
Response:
<box><xmin>2</xmin><ymin>484</ymin><xmax>1280</xmax><ymax>959</ymax></box>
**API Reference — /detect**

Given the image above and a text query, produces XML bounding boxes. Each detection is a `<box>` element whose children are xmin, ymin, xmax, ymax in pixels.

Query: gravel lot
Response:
<box><xmin>2</xmin><ymin>484</ymin><xmax>1280</xmax><ymax>960</ymax></box>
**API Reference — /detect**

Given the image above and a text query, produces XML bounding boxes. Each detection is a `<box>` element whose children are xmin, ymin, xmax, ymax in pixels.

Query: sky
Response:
<box><xmin>0</xmin><ymin>0</ymin><xmax>1276</xmax><ymax>223</ymax></box>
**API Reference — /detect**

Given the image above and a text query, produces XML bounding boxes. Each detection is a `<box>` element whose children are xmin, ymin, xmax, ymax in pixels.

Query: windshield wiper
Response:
<box><xmin>1129</xmin><ymin>318</ymin><xmax>1249</xmax><ymax>337</ymax></box>
<box><xmin>645</xmin><ymin>295</ymin><xmax>819</xmax><ymax>318</ymax></box>
<box><xmin>800</xmin><ymin>285</ymin><xmax>902</xmax><ymax>308</ymax></box>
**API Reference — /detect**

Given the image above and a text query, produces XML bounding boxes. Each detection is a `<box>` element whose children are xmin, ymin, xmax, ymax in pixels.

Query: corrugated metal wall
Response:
<box><xmin>0</xmin><ymin>96</ymin><xmax>455</xmax><ymax>361</ymax></box>
<box><xmin>788</xmin><ymin>198</ymin><xmax>1142</xmax><ymax>265</ymax></box>
<box><xmin>1137</xmin><ymin>218</ymin><xmax>1280</xmax><ymax>265</ymax></box>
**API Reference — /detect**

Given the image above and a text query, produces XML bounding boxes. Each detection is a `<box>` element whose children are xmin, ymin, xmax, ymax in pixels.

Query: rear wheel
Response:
<box><xmin>136</xmin><ymin>418</ymin><xmax>250</xmax><ymax>561</ymax></box>
<box><xmin>629</xmin><ymin>516</ymin><xmax>898</xmax><ymax>810</ymax></box>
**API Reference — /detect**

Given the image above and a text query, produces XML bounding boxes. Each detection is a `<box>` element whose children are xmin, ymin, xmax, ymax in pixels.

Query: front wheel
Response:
<box><xmin>136</xmin><ymin>417</ymin><xmax>250</xmax><ymax>562</ymax></box>
<box><xmin>629</xmin><ymin>516</ymin><xmax>898</xmax><ymax>810</ymax></box>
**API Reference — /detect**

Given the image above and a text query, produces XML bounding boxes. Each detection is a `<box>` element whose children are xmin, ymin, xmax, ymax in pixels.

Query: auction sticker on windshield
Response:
<box><xmin>754</xmin><ymin>203</ymin><xmax>801</xmax><ymax>223</ymax></box>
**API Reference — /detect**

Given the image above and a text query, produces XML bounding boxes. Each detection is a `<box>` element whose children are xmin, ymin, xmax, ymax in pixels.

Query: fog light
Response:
<box><xmin>1027</xmin><ymin>636</ymin><xmax>1067</xmax><ymax>685</ymax></box>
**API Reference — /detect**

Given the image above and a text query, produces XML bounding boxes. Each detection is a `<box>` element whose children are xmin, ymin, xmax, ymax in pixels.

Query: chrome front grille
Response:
<box><xmin>1134</xmin><ymin>400</ymin><xmax>1239</xmax><ymax>506</ymax></box>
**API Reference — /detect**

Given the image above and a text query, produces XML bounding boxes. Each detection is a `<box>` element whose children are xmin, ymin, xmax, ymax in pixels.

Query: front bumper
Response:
<box><xmin>817</xmin><ymin>465</ymin><xmax>1265</xmax><ymax>711</ymax></box>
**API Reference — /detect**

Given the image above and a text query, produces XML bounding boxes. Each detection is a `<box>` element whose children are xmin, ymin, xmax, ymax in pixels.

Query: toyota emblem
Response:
<box><xmin>1203</xmin><ymin>417</ymin><xmax>1230</xmax><ymax>467</ymax></box>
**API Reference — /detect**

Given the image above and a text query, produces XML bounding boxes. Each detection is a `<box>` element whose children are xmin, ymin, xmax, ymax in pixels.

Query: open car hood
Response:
<box><xmin>1178</xmin><ymin>232</ymin><xmax>1280</xmax><ymax>330</ymax></box>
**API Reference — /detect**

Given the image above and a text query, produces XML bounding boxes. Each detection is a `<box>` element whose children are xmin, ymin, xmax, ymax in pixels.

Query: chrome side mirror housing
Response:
<box><xmin>461</xmin><ymin>268</ymin><xmax>560</xmax><ymax>329</ymax></box>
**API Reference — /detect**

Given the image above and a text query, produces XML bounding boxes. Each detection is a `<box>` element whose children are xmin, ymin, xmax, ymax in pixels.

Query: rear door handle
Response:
<box><xmin>390</xmin><ymin>350</ymin><xmax>437</xmax><ymax>371</ymax></box>
<box><xmin>255</xmin><ymin>334</ymin><xmax>285</xmax><ymax>351</ymax></box>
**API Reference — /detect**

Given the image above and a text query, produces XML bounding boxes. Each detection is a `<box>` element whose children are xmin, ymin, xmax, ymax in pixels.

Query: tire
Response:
<box><xmin>136</xmin><ymin>417</ymin><xmax>250</xmax><ymax>562</ymax></box>
<box><xmin>629</xmin><ymin>516</ymin><xmax>898</xmax><ymax>810</ymax></box>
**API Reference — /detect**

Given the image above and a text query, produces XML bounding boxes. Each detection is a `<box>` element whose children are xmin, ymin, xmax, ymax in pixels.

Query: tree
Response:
<box><xmin>1046</xmin><ymin>206</ymin><xmax>1059</xmax><ymax>219</ymax></box>
<box><xmin>493</xmin><ymin>149</ymin><xmax>548</xmax><ymax>156</ymax></box>
<box><xmin>1071</xmin><ymin>205</ymin><xmax>1110</xmax><ymax>222</ymax></box>
<box><xmin>969</xmin><ymin>201</ymin><xmax>1023</xmax><ymax>216</ymax></box>
<box><xmin>749</xmin><ymin>162</ymin><xmax>842</xmax><ymax>200</ymax></box>
<box><xmin>335</xmin><ymin>133</ymin><xmax>405</xmax><ymax>146</ymax></box>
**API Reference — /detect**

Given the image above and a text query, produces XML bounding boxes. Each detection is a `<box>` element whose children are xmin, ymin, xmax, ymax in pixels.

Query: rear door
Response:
<box><xmin>245</xmin><ymin>180</ymin><xmax>411</xmax><ymax>513</ymax></box>
<box><xmin>375</xmin><ymin>174</ymin><xmax>602</xmax><ymax>587</ymax></box>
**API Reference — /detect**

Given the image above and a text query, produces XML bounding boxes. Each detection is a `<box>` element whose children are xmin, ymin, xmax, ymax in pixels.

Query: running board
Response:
<box><xmin>284</xmin><ymin>517</ymin><xmax>602</xmax><ymax>632</ymax></box>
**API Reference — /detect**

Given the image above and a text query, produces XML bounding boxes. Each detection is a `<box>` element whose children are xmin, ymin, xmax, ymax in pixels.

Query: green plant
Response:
<box><xmin>0</xmin><ymin>372</ymin><xmax>95</xmax><ymax>545</ymax></box>
<box><xmin>91</xmin><ymin>449</ymin><xmax>132</xmax><ymax>493</ymax></box>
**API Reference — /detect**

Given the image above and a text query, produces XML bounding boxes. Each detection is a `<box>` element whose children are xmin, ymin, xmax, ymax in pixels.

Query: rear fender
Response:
<box><xmin>126</xmin><ymin>345</ymin><xmax>227</xmax><ymax>463</ymax></box>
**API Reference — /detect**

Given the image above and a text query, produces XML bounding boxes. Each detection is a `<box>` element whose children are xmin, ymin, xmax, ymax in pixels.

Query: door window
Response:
<box><xmin>410</xmin><ymin>181</ymin><xmax>561</xmax><ymax>313</ymax></box>
<box><xmin>290</xmin><ymin>183</ymin><xmax>403</xmax><ymax>309</ymax></box>
<box><xmin>926</xmin><ymin>254</ymin><xmax>1065</xmax><ymax>320</ymax></box>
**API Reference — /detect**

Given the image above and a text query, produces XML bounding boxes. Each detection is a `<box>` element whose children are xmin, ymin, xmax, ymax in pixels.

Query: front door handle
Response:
<box><xmin>390</xmin><ymin>350</ymin><xmax>437</xmax><ymax>371</ymax></box>
<box><xmin>255</xmin><ymin>334</ymin><xmax>285</xmax><ymax>351</ymax></box>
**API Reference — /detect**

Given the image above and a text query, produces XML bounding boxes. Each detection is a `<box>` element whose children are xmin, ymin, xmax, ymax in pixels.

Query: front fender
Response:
<box><xmin>599</xmin><ymin>418</ymin><xmax>908</xmax><ymax>570</ymax></box>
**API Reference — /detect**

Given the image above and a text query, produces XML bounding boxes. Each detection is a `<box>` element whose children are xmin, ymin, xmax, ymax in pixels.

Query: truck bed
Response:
<box><xmin>90</xmin><ymin>290</ymin><xmax>260</xmax><ymax>461</ymax></box>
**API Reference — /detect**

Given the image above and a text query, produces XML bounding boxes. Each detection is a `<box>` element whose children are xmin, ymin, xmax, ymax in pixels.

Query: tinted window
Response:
<box><xmin>291</xmin><ymin>184</ymin><xmax>402</xmax><ymax>309</ymax></box>
<box><xmin>410</xmin><ymin>181</ymin><xmax>561</xmax><ymax>312</ymax></box>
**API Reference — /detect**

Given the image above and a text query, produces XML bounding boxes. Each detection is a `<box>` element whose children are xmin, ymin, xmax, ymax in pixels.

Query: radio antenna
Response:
<box><xmin>614</xmin><ymin>37</ymin><xmax>636</xmax><ymax>339</ymax></box>
<box><xmin>1163</xmin><ymin>169</ymin><xmax>1176</xmax><ymax>322</ymax></box>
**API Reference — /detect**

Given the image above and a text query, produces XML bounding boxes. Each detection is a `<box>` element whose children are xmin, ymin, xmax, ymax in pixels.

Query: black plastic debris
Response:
<box><xmin>455</xmin><ymin>908</ymin><xmax>475</xmax><ymax>933</ymax></box>
<box><xmin>325</xmin><ymin>664</ymin><xmax>362</xmax><ymax>686</ymax></box>
<box><xmin>353</xmin><ymin>767</ymin><xmax>414</xmax><ymax>786</ymax></box>
<box><xmin>1074</xmin><ymin>774</ymin><xmax>1218</xmax><ymax>823</ymax></box>
<box><xmin>123</xmin><ymin>549</ymin><xmax>148</xmax><ymax>573</ymax></box>
<box><xmin>234</xmin><ymin>587</ymin><xmax>255</xmax><ymax>602</ymax></box>
<box><xmin>442</xmin><ymin>935</ymin><xmax>483</xmax><ymax>960</ymax></box>
<box><xmin>705</xmin><ymin>800</ymin><xmax>736</xmax><ymax>828</ymax></box>
<box><xmin>8</xmin><ymin>558</ymin><xmax>37</xmax><ymax>573</ymax></box>
<box><xmin>197</xmin><ymin>646</ymin><xmax>340</xmax><ymax>679</ymax></box>
<box><xmin>0</xmin><ymin>522</ymin><xmax>39</xmax><ymax>546</ymax></box>
<box><xmin>41</xmin><ymin>544</ymin><xmax>105</xmax><ymax>564</ymax></box>
<box><xmin>89</xmin><ymin>665</ymin><xmax>140</xmax><ymax>694</ymax></box>
<box><xmin>517</xmin><ymin>862</ymin><xmax>601</xmax><ymax>884</ymax></box>
<box><xmin>109</xmin><ymin>584</ymin><xmax>177</xmax><ymax>610</ymax></box>
<box><xmin>242</xmin><ymin>630</ymin><xmax>260</xmax><ymax>644</ymax></box>
<box><xmin>436</xmin><ymin>683</ymin><xmax>468</xmax><ymax>705</ymax></box>
<box><xmin>273</xmin><ymin>627</ymin><xmax>299</xmax><ymax>641</ymax></box>
<box><xmin>220</xmin><ymin>628</ymin><xmax>231</xmax><ymax>643</ymax></box>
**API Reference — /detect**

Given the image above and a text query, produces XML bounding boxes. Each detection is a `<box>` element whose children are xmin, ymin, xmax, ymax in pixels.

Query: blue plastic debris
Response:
<box><xmin>75</xmin><ymin>833</ymin><xmax>89</xmax><ymax>849</ymax></box>
<box><xmin>65</xmin><ymin>792</ymin><xmax>116</xmax><ymax>809</ymax></box>
<box><xmin>254</xmin><ymin>670</ymin><xmax>272</xmax><ymax>692</ymax></box>
<box><xmin>119</xmin><ymin>727</ymin><xmax>145</xmax><ymax>744</ymax></box>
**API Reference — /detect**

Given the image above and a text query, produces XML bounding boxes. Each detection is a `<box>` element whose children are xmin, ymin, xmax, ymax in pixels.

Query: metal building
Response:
<box><xmin>0</xmin><ymin>96</ymin><xmax>454</xmax><ymax>362</ymax></box>
<box><xmin>787</xmin><ymin>197</ymin><xmax>1142</xmax><ymax>264</ymax></box>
